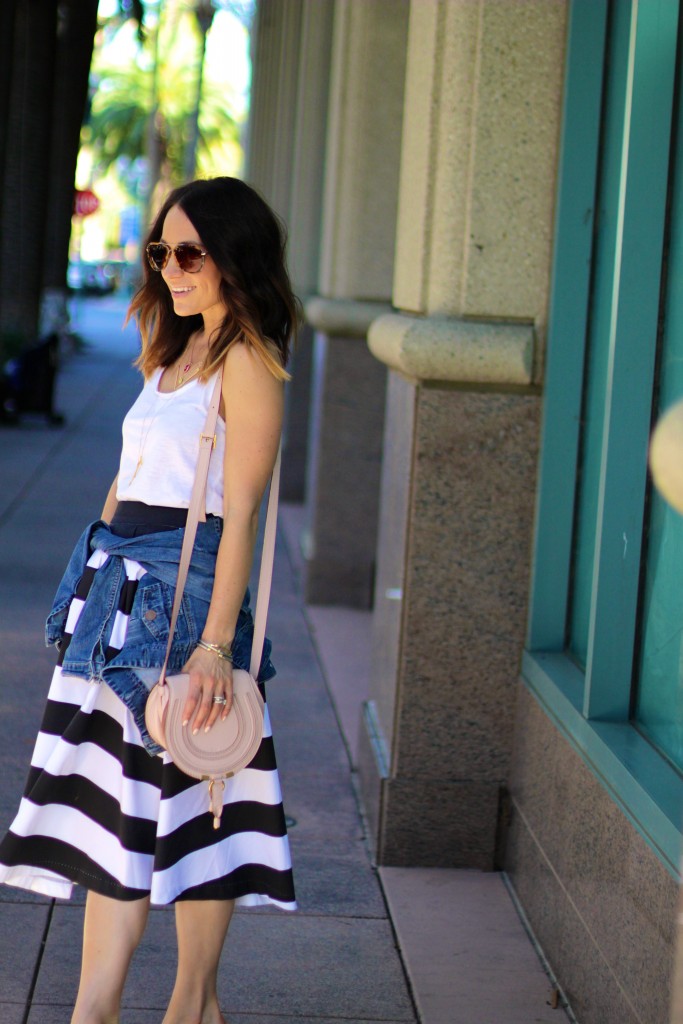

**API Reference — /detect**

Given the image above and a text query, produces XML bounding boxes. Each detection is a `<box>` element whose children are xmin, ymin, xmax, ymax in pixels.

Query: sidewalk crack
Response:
<box><xmin>21</xmin><ymin>898</ymin><xmax>55</xmax><ymax>1024</ymax></box>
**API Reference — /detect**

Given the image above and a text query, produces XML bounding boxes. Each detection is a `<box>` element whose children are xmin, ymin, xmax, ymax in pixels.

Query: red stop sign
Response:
<box><xmin>74</xmin><ymin>189</ymin><xmax>100</xmax><ymax>217</ymax></box>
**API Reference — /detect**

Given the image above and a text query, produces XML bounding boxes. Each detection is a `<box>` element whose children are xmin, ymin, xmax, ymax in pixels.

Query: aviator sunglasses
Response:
<box><xmin>146</xmin><ymin>241</ymin><xmax>207</xmax><ymax>273</ymax></box>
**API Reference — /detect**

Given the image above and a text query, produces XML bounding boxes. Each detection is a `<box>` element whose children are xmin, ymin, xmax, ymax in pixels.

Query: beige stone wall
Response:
<box><xmin>671</xmin><ymin>893</ymin><xmax>683</xmax><ymax>1023</ymax></box>
<box><xmin>507</xmin><ymin>686</ymin><xmax>678</xmax><ymax>1024</ymax></box>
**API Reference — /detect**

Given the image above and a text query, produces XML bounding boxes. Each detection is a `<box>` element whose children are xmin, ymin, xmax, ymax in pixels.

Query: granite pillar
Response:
<box><xmin>358</xmin><ymin>373</ymin><xmax>540</xmax><ymax>866</ymax></box>
<box><xmin>303</xmin><ymin>321</ymin><xmax>388</xmax><ymax>608</ymax></box>
<box><xmin>302</xmin><ymin>299</ymin><xmax>394</xmax><ymax>607</ymax></box>
<box><xmin>359</xmin><ymin>0</ymin><xmax>566</xmax><ymax>866</ymax></box>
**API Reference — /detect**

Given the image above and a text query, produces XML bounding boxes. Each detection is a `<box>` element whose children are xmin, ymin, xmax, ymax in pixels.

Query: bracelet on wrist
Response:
<box><xmin>197</xmin><ymin>638</ymin><xmax>233</xmax><ymax>662</ymax></box>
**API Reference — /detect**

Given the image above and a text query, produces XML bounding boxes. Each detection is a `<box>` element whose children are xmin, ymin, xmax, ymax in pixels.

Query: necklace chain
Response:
<box><xmin>128</xmin><ymin>395</ymin><xmax>160</xmax><ymax>484</ymax></box>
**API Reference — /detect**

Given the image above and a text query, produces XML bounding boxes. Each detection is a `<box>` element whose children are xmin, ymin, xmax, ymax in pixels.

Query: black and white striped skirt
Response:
<box><xmin>0</xmin><ymin>551</ymin><xmax>296</xmax><ymax>909</ymax></box>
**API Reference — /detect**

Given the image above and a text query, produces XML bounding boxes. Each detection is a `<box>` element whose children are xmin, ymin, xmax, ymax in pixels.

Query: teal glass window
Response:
<box><xmin>524</xmin><ymin>0</ymin><xmax>683</xmax><ymax>877</ymax></box>
<box><xmin>637</xmin><ymin>491</ymin><xmax>683</xmax><ymax>771</ymax></box>
<box><xmin>635</xmin><ymin>104</ymin><xmax>683</xmax><ymax>770</ymax></box>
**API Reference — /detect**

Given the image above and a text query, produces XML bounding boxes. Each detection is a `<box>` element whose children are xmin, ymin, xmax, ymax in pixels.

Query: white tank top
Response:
<box><xmin>116</xmin><ymin>367</ymin><xmax>225</xmax><ymax>516</ymax></box>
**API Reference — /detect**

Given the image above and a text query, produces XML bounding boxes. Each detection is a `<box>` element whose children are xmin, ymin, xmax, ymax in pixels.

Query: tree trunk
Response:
<box><xmin>41</xmin><ymin>0</ymin><xmax>99</xmax><ymax>336</ymax></box>
<box><xmin>183</xmin><ymin>3</ymin><xmax>215</xmax><ymax>182</ymax></box>
<box><xmin>0</xmin><ymin>0</ymin><xmax>59</xmax><ymax>347</ymax></box>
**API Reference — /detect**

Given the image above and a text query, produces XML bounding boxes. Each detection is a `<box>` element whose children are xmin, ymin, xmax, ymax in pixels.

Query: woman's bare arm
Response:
<box><xmin>101</xmin><ymin>475</ymin><xmax>119</xmax><ymax>522</ymax></box>
<box><xmin>181</xmin><ymin>343</ymin><xmax>284</xmax><ymax>733</ymax></box>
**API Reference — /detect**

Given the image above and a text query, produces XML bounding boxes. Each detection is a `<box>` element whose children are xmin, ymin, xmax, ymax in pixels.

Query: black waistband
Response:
<box><xmin>111</xmin><ymin>501</ymin><xmax>189</xmax><ymax>528</ymax></box>
<box><xmin>110</xmin><ymin>502</ymin><xmax>221</xmax><ymax>538</ymax></box>
<box><xmin>111</xmin><ymin>502</ymin><xmax>187</xmax><ymax>538</ymax></box>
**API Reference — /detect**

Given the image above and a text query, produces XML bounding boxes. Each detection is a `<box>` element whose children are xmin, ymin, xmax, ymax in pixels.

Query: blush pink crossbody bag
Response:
<box><xmin>144</xmin><ymin>369</ymin><xmax>280</xmax><ymax>828</ymax></box>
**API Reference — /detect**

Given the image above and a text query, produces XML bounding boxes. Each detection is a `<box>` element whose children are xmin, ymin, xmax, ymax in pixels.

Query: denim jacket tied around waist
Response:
<box><xmin>45</xmin><ymin>519</ymin><xmax>275</xmax><ymax>755</ymax></box>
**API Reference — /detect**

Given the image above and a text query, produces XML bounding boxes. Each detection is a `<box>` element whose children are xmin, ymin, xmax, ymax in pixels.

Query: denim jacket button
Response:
<box><xmin>144</xmin><ymin>609</ymin><xmax>157</xmax><ymax>621</ymax></box>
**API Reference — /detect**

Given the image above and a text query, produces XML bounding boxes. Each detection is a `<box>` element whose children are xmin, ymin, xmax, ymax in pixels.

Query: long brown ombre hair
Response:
<box><xmin>128</xmin><ymin>177</ymin><xmax>300</xmax><ymax>381</ymax></box>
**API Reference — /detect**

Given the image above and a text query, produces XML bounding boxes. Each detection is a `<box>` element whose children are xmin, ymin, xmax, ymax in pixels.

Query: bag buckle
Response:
<box><xmin>200</xmin><ymin>432</ymin><xmax>216</xmax><ymax>449</ymax></box>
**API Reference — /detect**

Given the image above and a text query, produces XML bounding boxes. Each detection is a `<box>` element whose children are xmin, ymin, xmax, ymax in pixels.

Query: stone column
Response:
<box><xmin>247</xmin><ymin>0</ymin><xmax>334</xmax><ymax>503</ymax></box>
<box><xmin>246</xmin><ymin>0</ymin><xmax>303</xmax><ymax>217</ymax></box>
<box><xmin>358</xmin><ymin>0</ymin><xmax>567</xmax><ymax>866</ymax></box>
<box><xmin>281</xmin><ymin>0</ymin><xmax>334</xmax><ymax>502</ymax></box>
<box><xmin>303</xmin><ymin>0</ymin><xmax>410</xmax><ymax>607</ymax></box>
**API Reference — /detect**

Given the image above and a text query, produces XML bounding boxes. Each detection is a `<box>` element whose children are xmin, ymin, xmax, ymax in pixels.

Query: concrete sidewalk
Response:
<box><xmin>0</xmin><ymin>296</ymin><xmax>569</xmax><ymax>1024</ymax></box>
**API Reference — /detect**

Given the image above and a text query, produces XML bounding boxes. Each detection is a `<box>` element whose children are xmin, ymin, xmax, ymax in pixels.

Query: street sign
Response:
<box><xmin>73</xmin><ymin>189</ymin><xmax>100</xmax><ymax>217</ymax></box>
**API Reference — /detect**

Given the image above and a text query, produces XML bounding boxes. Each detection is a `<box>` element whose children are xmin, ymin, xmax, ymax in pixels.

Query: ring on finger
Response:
<box><xmin>212</xmin><ymin>695</ymin><xmax>228</xmax><ymax>705</ymax></box>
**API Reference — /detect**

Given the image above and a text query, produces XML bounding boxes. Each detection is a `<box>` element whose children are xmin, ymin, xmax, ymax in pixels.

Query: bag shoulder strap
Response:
<box><xmin>250</xmin><ymin>445</ymin><xmax>280</xmax><ymax>678</ymax></box>
<box><xmin>159</xmin><ymin>368</ymin><xmax>280</xmax><ymax>684</ymax></box>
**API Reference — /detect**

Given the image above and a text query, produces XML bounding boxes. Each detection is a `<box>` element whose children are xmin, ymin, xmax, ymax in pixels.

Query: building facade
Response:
<box><xmin>245</xmin><ymin>2</ymin><xmax>683</xmax><ymax>1022</ymax></box>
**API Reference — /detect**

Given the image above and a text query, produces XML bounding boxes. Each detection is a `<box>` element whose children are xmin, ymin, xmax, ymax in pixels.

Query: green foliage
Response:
<box><xmin>84</xmin><ymin>2</ymin><xmax>241</xmax><ymax>199</ymax></box>
<box><xmin>86</xmin><ymin>65</ymin><xmax>151</xmax><ymax>164</ymax></box>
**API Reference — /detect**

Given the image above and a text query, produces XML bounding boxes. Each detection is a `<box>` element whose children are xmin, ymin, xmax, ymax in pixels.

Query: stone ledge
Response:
<box><xmin>367</xmin><ymin>312</ymin><xmax>535</xmax><ymax>385</ymax></box>
<box><xmin>305</xmin><ymin>296</ymin><xmax>394</xmax><ymax>338</ymax></box>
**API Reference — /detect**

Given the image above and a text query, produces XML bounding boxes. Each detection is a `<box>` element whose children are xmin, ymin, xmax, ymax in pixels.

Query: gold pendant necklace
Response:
<box><xmin>175</xmin><ymin>335</ymin><xmax>204</xmax><ymax>389</ymax></box>
<box><xmin>175</xmin><ymin>362</ymin><xmax>202</xmax><ymax>389</ymax></box>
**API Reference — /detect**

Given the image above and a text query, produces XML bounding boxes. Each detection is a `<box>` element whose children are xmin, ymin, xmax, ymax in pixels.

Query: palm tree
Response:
<box><xmin>183</xmin><ymin>0</ymin><xmax>216</xmax><ymax>181</ymax></box>
<box><xmin>85</xmin><ymin>6</ymin><xmax>240</xmax><ymax>210</ymax></box>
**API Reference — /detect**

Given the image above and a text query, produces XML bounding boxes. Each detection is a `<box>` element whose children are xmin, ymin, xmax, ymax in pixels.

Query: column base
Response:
<box><xmin>358</xmin><ymin>706</ymin><xmax>500</xmax><ymax>869</ymax></box>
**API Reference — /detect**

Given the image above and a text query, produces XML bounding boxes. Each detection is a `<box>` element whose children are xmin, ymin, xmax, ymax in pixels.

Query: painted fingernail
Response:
<box><xmin>192</xmin><ymin>727</ymin><xmax>199</xmax><ymax>735</ymax></box>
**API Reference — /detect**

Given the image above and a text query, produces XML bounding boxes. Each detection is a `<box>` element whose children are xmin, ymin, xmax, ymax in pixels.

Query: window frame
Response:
<box><xmin>524</xmin><ymin>0</ymin><xmax>683</xmax><ymax>878</ymax></box>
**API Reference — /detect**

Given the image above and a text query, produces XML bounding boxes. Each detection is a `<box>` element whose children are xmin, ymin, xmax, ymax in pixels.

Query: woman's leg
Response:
<box><xmin>71</xmin><ymin>890</ymin><xmax>150</xmax><ymax>1024</ymax></box>
<box><xmin>163</xmin><ymin>899</ymin><xmax>235</xmax><ymax>1024</ymax></box>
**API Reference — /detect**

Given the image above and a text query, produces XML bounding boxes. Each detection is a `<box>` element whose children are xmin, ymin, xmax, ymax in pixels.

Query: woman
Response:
<box><xmin>0</xmin><ymin>176</ymin><xmax>298</xmax><ymax>1024</ymax></box>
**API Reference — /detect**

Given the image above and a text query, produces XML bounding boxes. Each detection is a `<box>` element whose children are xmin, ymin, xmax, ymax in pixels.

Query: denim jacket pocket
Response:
<box><xmin>112</xmin><ymin>580</ymin><xmax>201</xmax><ymax>677</ymax></box>
<box><xmin>137</xmin><ymin>579</ymin><xmax>198</xmax><ymax>648</ymax></box>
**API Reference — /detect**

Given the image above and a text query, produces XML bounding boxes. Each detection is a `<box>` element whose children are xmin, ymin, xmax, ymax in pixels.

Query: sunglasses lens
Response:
<box><xmin>176</xmin><ymin>243</ymin><xmax>205</xmax><ymax>272</ymax></box>
<box><xmin>146</xmin><ymin>243</ymin><xmax>169</xmax><ymax>271</ymax></box>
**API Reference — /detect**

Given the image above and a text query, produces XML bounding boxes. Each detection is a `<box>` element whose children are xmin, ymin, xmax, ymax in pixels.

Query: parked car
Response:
<box><xmin>67</xmin><ymin>261</ymin><xmax>119</xmax><ymax>296</ymax></box>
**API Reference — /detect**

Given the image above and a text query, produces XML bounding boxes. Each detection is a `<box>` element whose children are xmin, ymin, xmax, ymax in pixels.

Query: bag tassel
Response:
<box><xmin>209</xmin><ymin>778</ymin><xmax>225</xmax><ymax>829</ymax></box>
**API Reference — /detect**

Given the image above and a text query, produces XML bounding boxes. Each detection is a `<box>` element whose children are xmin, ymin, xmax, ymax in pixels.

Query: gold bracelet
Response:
<box><xmin>197</xmin><ymin>639</ymin><xmax>233</xmax><ymax>662</ymax></box>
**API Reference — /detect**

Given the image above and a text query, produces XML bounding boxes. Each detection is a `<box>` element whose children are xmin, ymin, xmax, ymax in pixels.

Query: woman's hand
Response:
<box><xmin>180</xmin><ymin>645</ymin><xmax>233</xmax><ymax>734</ymax></box>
